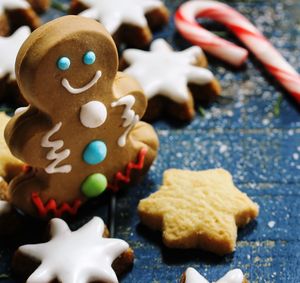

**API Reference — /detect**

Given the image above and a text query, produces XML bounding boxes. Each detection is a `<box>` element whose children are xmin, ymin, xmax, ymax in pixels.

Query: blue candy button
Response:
<box><xmin>57</xmin><ymin>56</ymin><xmax>71</xmax><ymax>71</ymax></box>
<box><xmin>83</xmin><ymin>51</ymin><xmax>96</xmax><ymax>65</ymax></box>
<box><xmin>83</xmin><ymin>140</ymin><xmax>107</xmax><ymax>165</ymax></box>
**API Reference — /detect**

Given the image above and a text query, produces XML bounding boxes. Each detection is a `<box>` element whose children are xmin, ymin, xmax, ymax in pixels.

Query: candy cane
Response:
<box><xmin>175</xmin><ymin>0</ymin><xmax>300</xmax><ymax>103</ymax></box>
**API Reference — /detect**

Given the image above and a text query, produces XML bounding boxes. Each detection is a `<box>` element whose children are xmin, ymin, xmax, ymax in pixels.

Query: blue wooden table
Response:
<box><xmin>0</xmin><ymin>0</ymin><xmax>300</xmax><ymax>282</ymax></box>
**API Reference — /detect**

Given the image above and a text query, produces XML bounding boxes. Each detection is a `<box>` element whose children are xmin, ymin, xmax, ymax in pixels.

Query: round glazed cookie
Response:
<box><xmin>5</xmin><ymin>15</ymin><xmax>159</xmax><ymax>218</ymax></box>
<box><xmin>70</xmin><ymin>0</ymin><xmax>169</xmax><ymax>48</ymax></box>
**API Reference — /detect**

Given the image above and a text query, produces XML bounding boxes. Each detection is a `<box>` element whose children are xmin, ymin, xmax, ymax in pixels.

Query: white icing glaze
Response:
<box><xmin>14</xmin><ymin>105</ymin><xmax>30</xmax><ymax>115</ymax></box>
<box><xmin>19</xmin><ymin>217</ymin><xmax>129</xmax><ymax>283</ymax></box>
<box><xmin>0</xmin><ymin>200</ymin><xmax>11</xmax><ymax>215</ymax></box>
<box><xmin>111</xmin><ymin>95</ymin><xmax>139</xmax><ymax>147</ymax></box>
<box><xmin>185</xmin><ymin>268</ymin><xmax>244</xmax><ymax>283</ymax></box>
<box><xmin>123</xmin><ymin>38</ymin><xmax>215</xmax><ymax>103</ymax></box>
<box><xmin>215</xmin><ymin>269</ymin><xmax>244</xmax><ymax>283</ymax></box>
<box><xmin>185</xmin><ymin>268</ymin><xmax>209</xmax><ymax>283</ymax></box>
<box><xmin>0</xmin><ymin>26</ymin><xmax>31</xmax><ymax>80</ymax></box>
<box><xmin>41</xmin><ymin>122</ymin><xmax>71</xmax><ymax>174</ymax></box>
<box><xmin>62</xmin><ymin>70</ymin><xmax>102</xmax><ymax>94</ymax></box>
<box><xmin>79</xmin><ymin>0</ymin><xmax>163</xmax><ymax>34</ymax></box>
<box><xmin>0</xmin><ymin>0</ymin><xmax>30</xmax><ymax>14</ymax></box>
<box><xmin>80</xmin><ymin>101</ymin><xmax>107</xmax><ymax>128</ymax></box>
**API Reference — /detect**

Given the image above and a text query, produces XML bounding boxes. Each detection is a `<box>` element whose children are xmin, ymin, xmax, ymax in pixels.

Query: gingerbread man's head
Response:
<box><xmin>16</xmin><ymin>16</ymin><xmax>118</xmax><ymax>114</ymax></box>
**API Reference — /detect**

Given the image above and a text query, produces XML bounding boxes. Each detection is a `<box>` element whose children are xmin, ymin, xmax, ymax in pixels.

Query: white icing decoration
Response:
<box><xmin>18</xmin><ymin>217</ymin><xmax>129</xmax><ymax>283</ymax></box>
<box><xmin>0</xmin><ymin>26</ymin><xmax>31</xmax><ymax>80</ymax></box>
<box><xmin>215</xmin><ymin>269</ymin><xmax>244</xmax><ymax>283</ymax></box>
<box><xmin>185</xmin><ymin>268</ymin><xmax>209</xmax><ymax>283</ymax></box>
<box><xmin>80</xmin><ymin>101</ymin><xmax>107</xmax><ymax>128</ymax></box>
<box><xmin>15</xmin><ymin>105</ymin><xmax>30</xmax><ymax>115</ymax></box>
<box><xmin>62</xmin><ymin>70</ymin><xmax>102</xmax><ymax>94</ymax></box>
<box><xmin>0</xmin><ymin>200</ymin><xmax>12</xmax><ymax>215</ymax></box>
<box><xmin>111</xmin><ymin>95</ymin><xmax>139</xmax><ymax>147</ymax></box>
<box><xmin>0</xmin><ymin>0</ymin><xmax>30</xmax><ymax>14</ymax></box>
<box><xmin>123</xmin><ymin>38</ymin><xmax>215</xmax><ymax>104</ymax></box>
<box><xmin>41</xmin><ymin>122</ymin><xmax>71</xmax><ymax>174</ymax></box>
<box><xmin>185</xmin><ymin>268</ymin><xmax>244</xmax><ymax>283</ymax></box>
<box><xmin>79</xmin><ymin>0</ymin><xmax>163</xmax><ymax>34</ymax></box>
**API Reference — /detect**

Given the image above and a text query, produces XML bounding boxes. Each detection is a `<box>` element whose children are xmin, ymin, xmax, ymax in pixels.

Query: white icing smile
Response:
<box><xmin>62</xmin><ymin>70</ymin><xmax>102</xmax><ymax>94</ymax></box>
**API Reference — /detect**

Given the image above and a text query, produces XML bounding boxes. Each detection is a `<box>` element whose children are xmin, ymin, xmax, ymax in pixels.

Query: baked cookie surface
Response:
<box><xmin>0</xmin><ymin>112</ymin><xmax>24</xmax><ymax>181</ymax></box>
<box><xmin>138</xmin><ymin>168</ymin><xmax>259</xmax><ymax>255</ymax></box>
<box><xmin>13</xmin><ymin>217</ymin><xmax>134</xmax><ymax>283</ymax></box>
<box><xmin>121</xmin><ymin>39</ymin><xmax>221</xmax><ymax>121</ymax></box>
<box><xmin>70</xmin><ymin>0</ymin><xmax>169</xmax><ymax>48</ymax></box>
<box><xmin>5</xmin><ymin>16</ymin><xmax>159</xmax><ymax>218</ymax></box>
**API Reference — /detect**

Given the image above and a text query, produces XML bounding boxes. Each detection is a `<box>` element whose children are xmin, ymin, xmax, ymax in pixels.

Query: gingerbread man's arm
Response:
<box><xmin>112</xmin><ymin>71</ymin><xmax>147</xmax><ymax>118</ymax></box>
<box><xmin>4</xmin><ymin>107</ymin><xmax>52</xmax><ymax>168</ymax></box>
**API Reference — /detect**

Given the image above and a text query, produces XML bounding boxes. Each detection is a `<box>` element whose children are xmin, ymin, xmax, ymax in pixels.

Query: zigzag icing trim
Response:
<box><xmin>32</xmin><ymin>192</ymin><xmax>82</xmax><ymax>218</ymax></box>
<box><xmin>108</xmin><ymin>147</ymin><xmax>147</xmax><ymax>192</ymax></box>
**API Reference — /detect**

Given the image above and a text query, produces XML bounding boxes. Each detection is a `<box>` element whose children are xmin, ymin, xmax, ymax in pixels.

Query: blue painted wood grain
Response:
<box><xmin>0</xmin><ymin>0</ymin><xmax>299</xmax><ymax>282</ymax></box>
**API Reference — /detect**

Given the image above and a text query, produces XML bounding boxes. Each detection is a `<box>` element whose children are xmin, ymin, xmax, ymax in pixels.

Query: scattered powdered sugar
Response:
<box><xmin>293</xmin><ymin>153</ymin><xmax>299</xmax><ymax>160</ymax></box>
<box><xmin>219</xmin><ymin>144</ymin><xmax>228</xmax><ymax>154</ymax></box>
<box><xmin>268</xmin><ymin>221</ymin><xmax>276</xmax><ymax>228</ymax></box>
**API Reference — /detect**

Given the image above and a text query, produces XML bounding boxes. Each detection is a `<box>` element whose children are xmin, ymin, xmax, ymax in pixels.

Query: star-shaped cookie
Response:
<box><xmin>121</xmin><ymin>39</ymin><xmax>221</xmax><ymax>121</ymax></box>
<box><xmin>0</xmin><ymin>0</ymin><xmax>40</xmax><ymax>36</ymax></box>
<box><xmin>70</xmin><ymin>0</ymin><xmax>169</xmax><ymax>47</ymax></box>
<box><xmin>14</xmin><ymin>217</ymin><xmax>132</xmax><ymax>283</ymax></box>
<box><xmin>181</xmin><ymin>268</ymin><xmax>248</xmax><ymax>283</ymax></box>
<box><xmin>0</xmin><ymin>112</ymin><xmax>24</xmax><ymax>181</ymax></box>
<box><xmin>138</xmin><ymin>169</ymin><xmax>259</xmax><ymax>255</ymax></box>
<box><xmin>0</xmin><ymin>26</ymin><xmax>31</xmax><ymax>104</ymax></box>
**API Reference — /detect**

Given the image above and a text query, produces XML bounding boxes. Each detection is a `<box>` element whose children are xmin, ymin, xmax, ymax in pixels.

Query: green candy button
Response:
<box><xmin>81</xmin><ymin>173</ymin><xmax>107</xmax><ymax>198</ymax></box>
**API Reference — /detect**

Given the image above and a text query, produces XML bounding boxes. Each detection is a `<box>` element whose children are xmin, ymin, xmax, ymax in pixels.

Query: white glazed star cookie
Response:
<box><xmin>0</xmin><ymin>26</ymin><xmax>31</xmax><ymax>81</ymax></box>
<box><xmin>13</xmin><ymin>217</ymin><xmax>134</xmax><ymax>283</ymax></box>
<box><xmin>0</xmin><ymin>0</ymin><xmax>40</xmax><ymax>36</ymax></box>
<box><xmin>70</xmin><ymin>0</ymin><xmax>169</xmax><ymax>47</ymax></box>
<box><xmin>0</xmin><ymin>0</ymin><xmax>39</xmax><ymax>104</ymax></box>
<box><xmin>181</xmin><ymin>268</ymin><xmax>248</xmax><ymax>283</ymax></box>
<box><xmin>121</xmin><ymin>39</ymin><xmax>222</xmax><ymax>121</ymax></box>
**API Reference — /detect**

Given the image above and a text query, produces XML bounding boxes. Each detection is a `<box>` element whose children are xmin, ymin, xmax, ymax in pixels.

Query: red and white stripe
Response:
<box><xmin>175</xmin><ymin>0</ymin><xmax>300</xmax><ymax>103</ymax></box>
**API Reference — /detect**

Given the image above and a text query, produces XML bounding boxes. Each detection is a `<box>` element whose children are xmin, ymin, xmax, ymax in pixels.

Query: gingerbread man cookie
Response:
<box><xmin>120</xmin><ymin>39</ymin><xmax>222</xmax><ymax>121</ymax></box>
<box><xmin>70</xmin><ymin>0</ymin><xmax>169</xmax><ymax>48</ymax></box>
<box><xmin>5</xmin><ymin>15</ymin><xmax>159</xmax><ymax>218</ymax></box>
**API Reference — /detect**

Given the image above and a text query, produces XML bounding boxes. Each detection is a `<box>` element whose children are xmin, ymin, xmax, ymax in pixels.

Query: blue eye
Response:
<box><xmin>83</xmin><ymin>51</ymin><xmax>96</xmax><ymax>65</ymax></box>
<box><xmin>57</xmin><ymin>57</ymin><xmax>71</xmax><ymax>71</ymax></box>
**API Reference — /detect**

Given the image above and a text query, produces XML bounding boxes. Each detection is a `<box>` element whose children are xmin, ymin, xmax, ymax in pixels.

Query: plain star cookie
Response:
<box><xmin>0</xmin><ymin>112</ymin><xmax>24</xmax><ymax>181</ymax></box>
<box><xmin>70</xmin><ymin>0</ymin><xmax>169</xmax><ymax>48</ymax></box>
<box><xmin>5</xmin><ymin>16</ymin><xmax>159</xmax><ymax>218</ymax></box>
<box><xmin>138</xmin><ymin>168</ymin><xmax>259</xmax><ymax>255</ymax></box>
<box><xmin>181</xmin><ymin>268</ymin><xmax>248</xmax><ymax>283</ymax></box>
<box><xmin>13</xmin><ymin>217</ymin><xmax>134</xmax><ymax>283</ymax></box>
<box><xmin>121</xmin><ymin>39</ymin><xmax>221</xmax><ymax>121</ymax></box>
